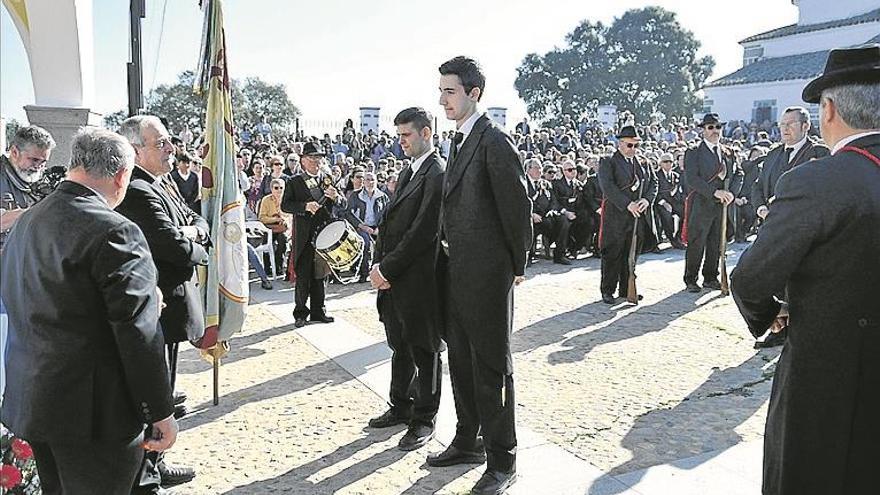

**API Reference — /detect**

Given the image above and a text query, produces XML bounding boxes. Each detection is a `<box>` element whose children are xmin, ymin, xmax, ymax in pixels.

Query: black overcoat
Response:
<box><xmin>683</xmin><ymin>142</ymin><xmax>743</xmax><ymax>241</ymax></box>
<box><xmin>752</xmin><ymin>139</ymin><xmax>830</xmax><ymax>210</ymax></box>
<box><xmin>439</xmin><ymin>115</ymin><xmax>532</xmax><ymax>374</ymax></box>
<box><xmin>280</xmin><ymin>171</ymin><xmax>342</xmax><ymax>268</ymax></box>
<box><xmin>731</xmin><ymin>134</ymin><xmax>880</xmax><ymax>495</ymax></box>
<box><xmin>597</xmin><ymin>151</ymin><xmax>658</xmax><ymax>249</ymax></box>
<box><xmin>375</xmin><ymin>151</ymin><xmax>445</xmax><ymax>352</ymax></box>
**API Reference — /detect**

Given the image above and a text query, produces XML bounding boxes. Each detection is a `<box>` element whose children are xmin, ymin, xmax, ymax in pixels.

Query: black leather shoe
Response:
<box><xmin>685</xmin><ymin>283</ymin><xmax>701</xmax><ymax>293</ymax></box>
<box><xmin>173</xmin><ymin>404</ymin><xmax>188</xmax><ymax>419</ymax></box>
<box><xmin>754</xmin><ymin>328</ymin><xmax>787</xmax><ymax>349</ymax></box>
<box><xmin>426</xmin><ymin>445</ymin><xmax>486</xmax><ymax>467</ymax></box>
<box><xmin>310</xmin><ymin>314</ymin><xmax>335</xmax><ymax>324</ymax></box>
<box><xmin>260</xmin><ymin>280</ymin><xmax>273</xmax><ymax>290</ymax></box>
<box><xmin>368</xmin><ymin>409</ymin><xmax>410</xmax><ymax>428</ymax></box>
<box><xmin>398</xmin><ymin>424</ymin><xmax>434</xmax><ymax>451</ymax></box>
<box><xmin>553</xmin><ymin>257</ymin><xmax>572</xmax><ymax>265</ymax></box>
<box><xmin>172</xmin><ymin>390</ymin><xmax>187</xmax><ymax>406</ymax></box>
<box><xmin>158</xmin><ymin>462</ymin><xmax>195</xmax><ymax>487</ymax></box>
<box><xmin>471</xmin><ymin>469</ymin><xmax>517</xmax><ymax>495</ymax></box>
<box><xmin>601</xmin><ymin>293</ymin><xmax>615</xmax><ymax>304</ymax></box>
<box><xmin>294</xmin><ymin>318</ymin><xmax>306</xmax><ymax>328</ymax></box>
<box><xmin>703</xmin><ymin>279</ymin><xmax>722</xmax><ymax>290</ymax></box>
<box><xmin>671</xmin><ymin>240</ymin><xmax>687</xmax><ymax>250</ymax></box>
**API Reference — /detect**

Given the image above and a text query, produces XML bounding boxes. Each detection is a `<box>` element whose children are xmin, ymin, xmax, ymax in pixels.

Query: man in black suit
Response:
<box><xmin>731</xmin><ymin>45</ymin><xmax>879</xmax><ymax>495</ymax></box>
<box><xmin>280</xmin><ymin>142</ymin><xmax>341</xmax><ymax>328</ymax></box>
<box><xmin>1</xmin><ymin>128</ymin><xmax>178</xmax><ymax>495</ymax></box>
<box><xmin>525</xmin><ymin>158</ymin><xmax>557</xmax><ymax>264</ymax></box>
<box><xmin>682</xmin><ymin>113</ymin><xmax>743</xmax><ymax>293</ymax></box>
<box><xmin>117</xmin><ymin>115</ymin><xmax>207</xmax><ymax>492</ymax></box>
<box><xmin>733</xmin><ymin>146</ymin><xmax>765</xmax><ymax>243</ymax></box>
<box><xmin>597</xmin><ymin>126</ymin><xmax>658</xmax><ymax>304</ymax></box>
<box><xmin>366</xmin><ymin>107</ymin><xmax>445</xmax><ymax>452</ymax></box>
<box><xmin>430</xmin><ymin>56</ymin><xmax>532</xmax><ymax>495</ymax></box>
<box><xmin>551</xmin><ymin>159</ymin><xmax>591</xmax><ymax>264</ymax></box>
<box><xmin>654</xmin><ymin>152</ymin><xmax>686</xmax><ymax>250</ymax></box>
<box><xmin>752</xmin><ymin>106</ymin><xmax>830</xmax><ymax>221</ymax></box>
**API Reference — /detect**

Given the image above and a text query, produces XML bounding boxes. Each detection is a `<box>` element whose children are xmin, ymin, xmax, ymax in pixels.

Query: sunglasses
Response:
<box><xmin>563</xmin><ymin>167</ymin><xmax>576</xmax><ymax>172</ymax></box>
<box><xmin>272</xmin><ymin>186</ymin><xmax>283</xmax><ymax>190</ymax></box>
<box><xmin>625</xmin><ymin>143</ymin><xmax>641</xmax><ymax>149</ymax></box>
<box><xmin>354</xmin><ymin>175</ymin><xmax>364</xmax><ymax>179</ymax></box>
<box><xmin>704</xmin><ymin>125</ymin><xmax>722</xmax><ymax>130</ymax></box>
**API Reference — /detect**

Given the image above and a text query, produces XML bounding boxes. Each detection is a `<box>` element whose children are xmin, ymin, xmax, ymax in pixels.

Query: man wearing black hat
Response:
<box><xmin>596</xmin><ymin>125</ymin><xmax>657</xmax><ymax>304</ymax></box>
<box><xmin>281</xmin><ymin>142</ymin><xmax>342</xmax><ymax>327</ymax></box>
<box><xmin>682</xmin><ymin>113</ymin><xmax>742</xmax><ymax>293</ymax></box>
<box><xmin>731</xmin><ymin>44</ymin><xmax>880</xmax><ymax>495</ymax></box>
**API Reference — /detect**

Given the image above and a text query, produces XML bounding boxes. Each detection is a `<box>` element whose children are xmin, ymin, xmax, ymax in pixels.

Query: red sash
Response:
<box><xmin>839</xmin><ymin>146</ymin><xmax>880</xmax><ymax>168</ymax></box>
<box><xmin>680</xmin><ymin>191</ymin><xmax>696</xmax><ymax>244</ymax></box>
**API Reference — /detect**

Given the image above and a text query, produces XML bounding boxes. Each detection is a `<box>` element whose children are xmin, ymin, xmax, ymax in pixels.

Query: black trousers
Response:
<box><xmin>293</xmin><ymin>245</ymin><xmax>327</xmax><ymax>320</ymax></box>
<box><xmin>443</xmin><ymin>268</ymin><xmax>516</xmax><ymax>472</ymax></box>
<box><xmin>529</xmin><ymin>218</ymin><xmax>554</xmax><ymax>259</ymax></box>
<box><xmin>600</xmin><ymin>219</ymin><xmax>645</xmax><ymax>297</ymax></box>
<box><xmin>31</xmin><ymin>432</ymin><xmax>144</xmax><ymax>495</ymax></box>
<box><xmin>733</xmin><ymin>204</ymin><xmax>756</xmax><ymax>242</ymax></box>
<box><xmin>684</xmin><ymin>209</ymin><xmax>722</xmax><ymax>285</ymax></box>
<box><xmin>655</xmin><ymin>205</ymin><xmax>678</xmax><ymax>242</ymax></box>
<box><xmin>380</xmin><ymin>292</ymin><xmax>441</xmax><ymax>426</ymax></box>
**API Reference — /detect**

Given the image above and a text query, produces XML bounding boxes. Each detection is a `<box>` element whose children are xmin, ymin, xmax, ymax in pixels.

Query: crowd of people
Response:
<box><xmin>0</xmin><ymin>45</ymin><xmax>877</xmax><ymax>495</ymax></box>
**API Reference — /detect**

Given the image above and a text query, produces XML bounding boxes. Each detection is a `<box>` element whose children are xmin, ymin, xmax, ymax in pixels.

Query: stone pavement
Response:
<box><xmin>166</xmin><ymin>243</ymin><xmax>779</xmax><ymax>494</ymax></box>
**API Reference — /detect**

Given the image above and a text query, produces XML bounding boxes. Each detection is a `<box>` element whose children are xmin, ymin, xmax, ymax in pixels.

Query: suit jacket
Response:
<box><xmin>551</xmin><ymin>178</ymin><xmax>590</xmax><ymax>219</ymax></box>
<box><xmin>731</xmin><ymin>134</ymin><xmax>880</xmax><ymax>494</ymax></box>
<box><xmin>1</xmin><ymin>181</ymin><xmax>173</xmax><ymax>443</ymax></box>
<box><xmin>752</xmin><ymin>139</ymin><xmax>829</xmax><ymax>210</ymax></box>
<box><xmin>527</xmin><ymin>178</ymin><xmax>555</xmax><ymax>218</ymax></box>
<box><xmin>597</xmin><ymin>151</ymin><xmax>658</xmax><ymax>248</ymax></box>
<box><xmin>344</xmin><ymin>188</ymin><xmax>389</xmax><ymax>228</ymax></box>
<box><xmin>375</xmin><ymin>151</ymin><xmax>445</xmax><ymax>352</ymax></box>
<box><xmin>280</xmin><ymin>171</ymin><xmax>343</xmax><ymax>267</ymax></box>
<box><xmin>439</xmin><ymin>114</ymin><xmax>532</xmax><ymax>374</ymax></box>
<box><xmin>116</xmin><ymin>167</ymin><xmax>209</xmax><ymax>344</ymax></box>
<box><xmin>656</xmin><ymin>169</ymin><xmax>683</xmax><ymax>209</ymax></box>
<box><xmin>684</xmin><ymin>141</ymin><xmax>744</xmax><ymax>230</ymax></box>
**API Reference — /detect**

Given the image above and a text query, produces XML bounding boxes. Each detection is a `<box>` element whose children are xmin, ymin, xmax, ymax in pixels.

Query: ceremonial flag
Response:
<box><xmin>194</xmin><ymin>0</ymin><xmax>247</xmax><ymax>363</ymax></box>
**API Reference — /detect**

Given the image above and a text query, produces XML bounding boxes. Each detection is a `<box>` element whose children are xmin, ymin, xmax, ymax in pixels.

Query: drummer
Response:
<box><xmin>281</xmin><ymin>142</ymin><xmax>343</xmax><ymax>327</ymax></box>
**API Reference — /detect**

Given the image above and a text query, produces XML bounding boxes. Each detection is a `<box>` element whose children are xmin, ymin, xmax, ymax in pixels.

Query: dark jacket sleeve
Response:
<box><xmin>379</xmin><ymin>171</ymin><xmax>444</xmax><ymax>281</ymax></box>
<box><xmin>280</xmin><ymin>177</ymin><xmax>306</xmax><ymax>215</ymax></box>
<box><xmin>752</xmin><ymin>148</ymin><xmax>780</xmax><ymax>209</ymax></box>
<box><xmin>486</xmin><ymin>131</ymin><xmax>532</xmax><ymax>277</ymax></box>
<box><xmin>93</xmin><ymin>221</ymin><xmax>174</xmax><ymax>423</ymax></box>
<box><xmin>731</xmin><ymin>170</ymin><xmax>820</xmax><ymax>337</ymax></box>
<box><xmin>118</xmin><ymin>184</ymin><xmax>208</xmax><ymax>267</ymax></box>
<box><xmin>684</xmin><ymin>147</ymin><xmax>717</xmax><ymax>200</ymax></box>
<box><xmin>642</xmin><ymin>165</ymin><xmax>658</xmax><ymax>202</ymax></box>
<box><xmin>598</xmin><ymin>159</ymin><xmax>631</xmax><ymax>211</ymax></box>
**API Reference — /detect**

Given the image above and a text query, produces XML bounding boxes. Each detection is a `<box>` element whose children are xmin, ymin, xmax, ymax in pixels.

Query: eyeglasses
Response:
<box><xmin>778</xmin><ymin>121</ymin><xmax>804</xmax><ymax>129</ymax></box>
<box><xmin>272</xmin><ymin>186</ymin><xmax>283</xmax><ymax>190</ymax></box>
<box><xmin>354</xmin><ymin>175</ymin><xmax>364</xmax><ymax>179</ymax></box>
<box><xmin>661</xmin><ymin>160</ymin><xmax>673</xmax><ymax>163</ymax></box>
<box><xmin>563</xmin><ymin>167</ymin><xmax>576</xmax><ymax>172</ymax></box>
<box><xmin>704</xmin><ymin>125</ymin><xmax>722</xmax><ymax>131</ymax></box>
<box><xmin>625</xmin><ymin>143</ymin><xmax>641</xmax><ymax>149</ymax></box>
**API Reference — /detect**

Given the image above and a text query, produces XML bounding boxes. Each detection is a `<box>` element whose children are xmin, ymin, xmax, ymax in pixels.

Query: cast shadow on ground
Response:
<box><xmin>176</xmin><ymin>322</ymin><xmax>297</xmax><ymax>375</ymax></box>
<box><xmin>588</xmin><ymin>348</ymin><xmax>781</xmax><ymax>495</ymax></box>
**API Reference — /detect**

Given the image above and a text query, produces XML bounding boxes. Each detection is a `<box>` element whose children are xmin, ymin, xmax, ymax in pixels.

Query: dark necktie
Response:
<box><xmin>396</xmin><ymin>165</ymin><xmax>413</xmax><ymax>195</ymax></box>
<box><xmin>784</xmin><ymin>147</ymin><xmax>793</xmax><ymax>165</ymax></box>
<box><xmin>449</xmin><ymin>132</ymin><xmax>464</xmax><ymax>166</ymax></box>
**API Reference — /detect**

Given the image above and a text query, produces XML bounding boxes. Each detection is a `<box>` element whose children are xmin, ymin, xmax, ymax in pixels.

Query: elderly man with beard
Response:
<box><xmin>0</xmin><ymin>125</ymin><xmax>56</xmax><ymax>249</ymax></box>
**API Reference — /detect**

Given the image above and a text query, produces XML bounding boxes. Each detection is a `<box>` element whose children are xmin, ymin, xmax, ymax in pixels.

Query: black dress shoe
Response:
<box><xmin>398</xmin><ymin>424</ymin><xmax>434</xmax><ymax>451</ymax></box>
<box><xmin>368</xmin><ymin>409</ymin><xmax>410</xmax><ymax>428</ymax></box>
<box><xmin>553</xmin><ymin>257</ymin><xmax>572</xmax><ymax>266</ymax></box>
<box><xmin>310</xmin><ymin>314</ymin><xmax>335</xmax><ymax>324</ymax></box>
<box><xmin>702</xmin><ymin>279</ymin><xmax>722</xmax><ymax>290</ymax></box>
<box><xmin>601</xmin><ymin>293</ymin><xmax>615</xmax><ymax>304</ymax></box>
<box><xmin>754</xmin><ymin>328</ymin><xmax>787</xmax><ymax>349</ymax></box>
<box><xmin>426</xmin><ymin>444</ymin><xmax>486</xmax><ymax>467</ymax></box>
<box><xmin>158</xmin><ymin>462</ymin><xmax>195</xmax><ymax>487</ymax></box>
<box><xmin>671</xmin><ymin>240</ymin><xmax>687</xmax><ymax>250</ymax></box>
<box><xmin>172</xmin><ymin>390</ymin><xmax>187</xmax><ymax>406</ymax></box>
<box><xmin>294</xmin><ymin>318</ymin><xmax>306</xmax><ymax>328</ymax></box>
<box><xmin>173</xmin><ymin>404</ymin><xmax>188</xmax><ymax>419</ymax></box>
<box><xmin>471</xmin><ymin>469</ymin><xmax>517</xmax><ymax>495</ymax></box>
<box><xmin>260</xmin><ymin>280</ymin><xmax>273</xmax><ymax>290</ymax></box>
<box><xmin>685</xmin><ymin>283</ymin><xmax>701</xmax><ymax>293</ymax></box>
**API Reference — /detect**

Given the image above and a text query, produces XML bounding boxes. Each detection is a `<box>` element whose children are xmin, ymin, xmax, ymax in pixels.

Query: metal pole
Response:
<box><xmin>127</xmin><ymin>0</ymin><xmax>146</xmax><ymax>117</ymax></box>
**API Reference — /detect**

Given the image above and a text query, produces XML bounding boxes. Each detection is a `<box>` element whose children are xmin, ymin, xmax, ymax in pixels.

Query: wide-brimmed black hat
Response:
<box><xmin>616</xmin><ymin>125</ymin><xmax>642</xmax><ymax>140</ymax></box>
<box><xmin>301</xmin><ymin>142</ymin><xmax>325</xmax><ymax>157</ymax></box>
<box><xmin>698</xmin><ymin>113</ymin><xmax>726</xmax><ymax>128</ymax></box>
<box><xmin>802</xmin><ymin>44</ymin><xmax>880</xmax><ymax>103</ymax></box>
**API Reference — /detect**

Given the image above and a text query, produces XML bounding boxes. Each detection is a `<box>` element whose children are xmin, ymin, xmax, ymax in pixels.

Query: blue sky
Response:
<box><xmin>1</xmin><ymin>0</ymin><xmax>798</xmax><ymax>134</ymax></box>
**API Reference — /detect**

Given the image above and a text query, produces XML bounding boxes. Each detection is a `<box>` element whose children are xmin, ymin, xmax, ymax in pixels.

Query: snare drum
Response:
<box><xmin>314</xmin><ymin>220</ymin><xmax>364</xmax><ymax>273</ymax></box>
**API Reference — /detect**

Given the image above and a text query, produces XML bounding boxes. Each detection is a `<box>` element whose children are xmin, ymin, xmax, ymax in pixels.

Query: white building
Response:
<box><xmin>703</xmin><ymin>0</ymin><xmax>879</xmax><ymax>125</ymax></box>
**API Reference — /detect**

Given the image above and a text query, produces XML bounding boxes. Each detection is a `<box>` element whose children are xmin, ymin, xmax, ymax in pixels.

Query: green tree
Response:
<box><xmin>104</xmin><ymin>71</ymin><xmax>300</xmax><ymax>134</ymax></box>
<box><xmin>515</xmin><ymin>6</ymin><xmax>714</xmax><ymax>123</ymax></box>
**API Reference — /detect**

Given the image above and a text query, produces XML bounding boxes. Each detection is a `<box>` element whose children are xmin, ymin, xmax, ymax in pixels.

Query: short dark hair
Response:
<box><xmin>393</xmin><ymin>107</ymin><xmax>433</xmax><ymax>131</ymax></box>
<box><xmin>175</xmin><ymin>150</ymin><xmax>194</xmax><ymax>164</ymax></box>
<box><xmin>439</xmin><ymin>56</ymin><xmax>486</xmax><ymax>101</ymax></box>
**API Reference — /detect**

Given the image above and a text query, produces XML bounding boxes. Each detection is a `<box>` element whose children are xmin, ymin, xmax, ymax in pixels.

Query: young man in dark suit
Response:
<box><xmin>1</xmin><ymin>128</ymin><xmax>178</xmax><ymax>495</ymax></box>
<box><xmin>367</xmin><ymin>107</ymin><xmax>445</xmax><ymax>451</ymax></box>
<box><xmin>732</xmin><ymin>44</ymin><xmax>880</xmax><ymax>495</ymax></box>
<box><xmin>597</xmin><ymin>126</ymin><xmax>658</xmax><ymax>304</ymax></box>
<box><xmin>117</xmin><ymin>115</ymin><xmax>208</xmax><ymax>492</ymax></box>
<box><xmin>280</xmin><ymin>142</ymin><xmax>342</xmax><ymax>328</ymax></box>
<box><xmin>431</xmin><ymin>56</ymin><xmax>532</xmax><ymax>495</ymax></box>
<box><xmin>551</xmin><ymin>159</ymin><xmax>591</xmax><ymax>264</ymax></box>
<box><xmin>682</xmin><ymin>113</ymin><xmax>743</xmax><ymax>293</ymax></box>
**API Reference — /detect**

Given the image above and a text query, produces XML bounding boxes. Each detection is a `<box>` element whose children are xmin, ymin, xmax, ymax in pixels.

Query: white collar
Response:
<box><xmin>832</xmin><ymin>131</ymin><xmax>880</xmax><ymax>155</ymax></box>
<box><xmin>457</xmin><ymin>111</ymin><xmax>482</xmax><ymax>144</ymax></box>
<box><xmin>410</xmin><ymin>147</ymin><xmax>434</xmax><ymax>174</ymax></box>
<box><xmin>785</xmin><ymin>135</ymin><xmax>808</xmax><ymax>156</ymax></box>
